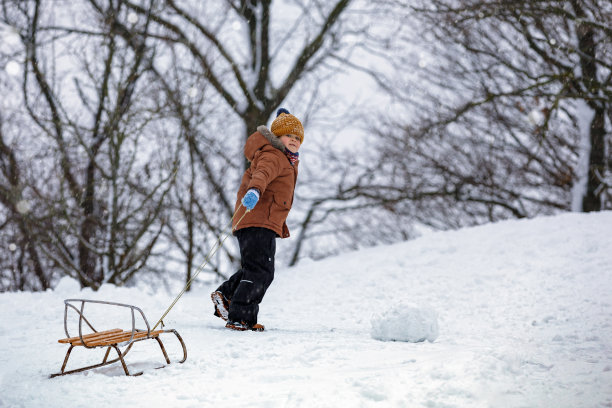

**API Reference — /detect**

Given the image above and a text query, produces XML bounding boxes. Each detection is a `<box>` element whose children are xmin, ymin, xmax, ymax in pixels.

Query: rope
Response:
<box><xmin>152</xmin><ymin>205</ymin><xmax>250</xmax><ymax>330</ymax></box>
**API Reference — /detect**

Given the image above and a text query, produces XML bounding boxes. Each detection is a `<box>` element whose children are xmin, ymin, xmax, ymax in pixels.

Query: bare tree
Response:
<box><xmin>1</xmin><ymin>0</ymin><xmax>178</xmax><ymax>290</ymax></box>
<box><xmin>119</xmin><ymin>0</ymin><xmax>351</xmax><ymax>147</ymax></box>
<box><xmin>102</xmin><ymin>0</ymin><xmax>402</xmax><ymax>273</ymax></box>
<box><xmin>2</xmin><ymin>0</ymin><xmax>410</xmax><ymax>290</ymax></box>
<box><xmin>359</xmin><ymin>0</ymin><xmax>611</xmax><ymax>230</ymax></box>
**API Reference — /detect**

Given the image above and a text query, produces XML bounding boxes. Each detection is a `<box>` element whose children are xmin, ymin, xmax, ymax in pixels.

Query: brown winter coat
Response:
<box><xmin>233</xmin><ymin>126</ymin><xmax>298</xmax><ymax>238</ymax></box>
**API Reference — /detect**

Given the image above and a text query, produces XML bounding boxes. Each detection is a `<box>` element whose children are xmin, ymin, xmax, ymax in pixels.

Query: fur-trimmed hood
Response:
<box><xmin>257</xmin><ymin>125</ymin><xmax>285</xmax><ymax>152</ymax></box>
<box><xmin>243</xmin><ymin>125</ymin><xmax>286</xmax><ymax>163</ymax></box>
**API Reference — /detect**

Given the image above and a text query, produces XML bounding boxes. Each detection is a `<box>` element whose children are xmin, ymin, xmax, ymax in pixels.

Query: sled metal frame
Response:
<box><xmin>50</xmin><ymin>299</ymin><xmax>187</xmax><ymax>378</ymax></box>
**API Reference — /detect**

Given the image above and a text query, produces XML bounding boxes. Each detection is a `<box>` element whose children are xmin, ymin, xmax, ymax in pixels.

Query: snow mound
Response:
<box><xmin>53</xmin><ymin>276</ymin><xmax>82</xmax><ymax>296</ymax></box>
<box><xmin>370</xmin><ymin>303</ymin><xmax>439</xmax><ymax>343</ymax></box>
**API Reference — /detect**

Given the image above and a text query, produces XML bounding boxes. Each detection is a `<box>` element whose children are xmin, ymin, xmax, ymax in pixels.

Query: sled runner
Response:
<box><xmin>50</xmin><ymin>299</ymin><xmax>187</xmax><ymax>378</ymax></box>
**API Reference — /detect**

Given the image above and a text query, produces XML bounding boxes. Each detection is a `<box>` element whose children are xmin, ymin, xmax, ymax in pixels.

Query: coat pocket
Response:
<box><xmin>270</xmin><ymin>193</ymin><xmax>291</xmax><ymax>225</ymax></box>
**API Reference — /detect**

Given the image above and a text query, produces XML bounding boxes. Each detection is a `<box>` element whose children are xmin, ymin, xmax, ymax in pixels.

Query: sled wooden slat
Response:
<box><xmin>81</xmin><ymin>330</ymin><xmax>163</xmax><ymax>347</ymax></box>
<box><xmin>50</xmin><ymin>299</ymin><xmax>187</xmax><ymax>378</ymax></box>
<box><xmin>58</xmin><ymin>329</ymin><xmax>123</xmax><ymax>344</ymax></box>
<box><xmin>59</xmin><ymin>329</ymin><xmax>165</xmax><ymax>347</ymax></box>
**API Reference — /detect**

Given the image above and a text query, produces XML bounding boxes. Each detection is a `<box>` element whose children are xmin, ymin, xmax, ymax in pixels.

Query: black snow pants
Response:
<box><xmin>216</xmin><ymin>227</ymin><xmax>276</xmax><ymax>325</ymax></box>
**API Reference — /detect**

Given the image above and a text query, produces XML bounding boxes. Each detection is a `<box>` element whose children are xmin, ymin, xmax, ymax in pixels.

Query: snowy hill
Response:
<box><xmin>1</xmin><ymin>212</ymin><xmax>611</xmax><ymax>407</ymax></box>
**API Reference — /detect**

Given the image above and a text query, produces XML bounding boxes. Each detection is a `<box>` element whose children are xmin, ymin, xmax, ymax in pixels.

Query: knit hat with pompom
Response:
<box><xmin>270</xmin><ymin>108</ymin><xmax>304</xmax><ymax>143</ymax></box>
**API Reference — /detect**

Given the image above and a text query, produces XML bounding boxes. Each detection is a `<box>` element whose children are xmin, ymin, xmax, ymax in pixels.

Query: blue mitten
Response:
<box><xmin>241</xmin><ymin>189</ymin><xmax>260</xmax><ymax>210</ymax></box>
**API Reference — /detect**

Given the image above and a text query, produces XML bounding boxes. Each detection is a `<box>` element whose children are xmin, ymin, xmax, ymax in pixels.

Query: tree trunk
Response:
<box><xmin>79</xmin><ymin>161</ymin><xmax>101</xmax><ymax>288</ymax></box>
<box><xmin>583</xmin><ymin>106</ymin><xmax>606</xmax><ymax>211</ymax></box>
<box><xmin>574</xmin><ymin>2</ymin><xmax>605</xmax><ymax>212</ymax></box>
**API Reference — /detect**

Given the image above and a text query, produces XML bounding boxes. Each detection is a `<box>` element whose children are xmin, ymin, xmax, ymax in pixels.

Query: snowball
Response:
<box><xmin>527</xmin><ymin>109</ymin><xmax>544</xmax><ymax>126</ymax></box>
<box><xmin>4</xmin><ymin>32</ymin><xmax>20</xmax><ymax>46</ymax></box>
<box><xmin>371</xmin><ymin>303</ymin><xmax>439</xmax><ymax>343</ymax></box>
<box><xmin>187</xmin><ymin>86</ymin><xmax>198</xmax><ymax>98</ymax></box>
<box><xmin>15</xmin><ymin>199</ymin><xmax>30</xmax><ymax>214</ymax></box>
<box><xmin>5</xmin><ymin>60</ymin><xmax>20</xmax><ymax>76</ymax></box>
<box><xmin>127</xmin><ymin>12</ymin><xmax>138</xmax><ymax>24</ymax></box>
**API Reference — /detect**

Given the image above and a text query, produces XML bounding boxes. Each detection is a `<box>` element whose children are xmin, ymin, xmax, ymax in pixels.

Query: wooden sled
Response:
<box><xmin>50</xmin><ymin>299</ymin><xmax>187</xmax><ymax>378</ymax></box>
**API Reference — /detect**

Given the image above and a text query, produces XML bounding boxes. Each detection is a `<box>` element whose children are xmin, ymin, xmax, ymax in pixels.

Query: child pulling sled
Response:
<box><xmin>211</xmin><ymin>108</ymin><xmax>304</xmax><ymax>331</ymax></box>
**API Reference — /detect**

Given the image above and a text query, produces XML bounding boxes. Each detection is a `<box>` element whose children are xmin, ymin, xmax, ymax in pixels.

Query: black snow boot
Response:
<box><xmin>211</xmin><ymin>291</ymin><xmax>230</xmax><ymax>321</ymax></box>
<box><xmin>225</xmin><ymin>320</ymin><xmax>265</xmax><ymax>332</ymax></box>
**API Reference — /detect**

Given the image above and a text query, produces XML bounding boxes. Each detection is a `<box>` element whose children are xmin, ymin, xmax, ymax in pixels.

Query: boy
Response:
<box><xmin>211</xmin><ymin>108</ymin><xmax>303</xmax><ymax>331</ymax></box>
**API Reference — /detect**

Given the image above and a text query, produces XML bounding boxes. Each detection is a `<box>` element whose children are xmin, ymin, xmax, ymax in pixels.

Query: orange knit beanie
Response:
<box><xmin>270</xmin><ymin>108</ymin><xmax>304</xmax><ymax>143</ymax></box>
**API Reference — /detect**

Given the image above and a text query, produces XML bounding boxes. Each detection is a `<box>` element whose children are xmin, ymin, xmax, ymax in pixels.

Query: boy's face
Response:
<box><xmin>279</xmin><ymin>134</ymin><xmax>301</xmax><ymax>153</ymax></box>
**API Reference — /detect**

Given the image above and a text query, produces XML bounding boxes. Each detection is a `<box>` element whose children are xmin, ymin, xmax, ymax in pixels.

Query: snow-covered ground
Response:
<box><xmin>1</xmin><ymin>212</ymin><xmax>611</xmax><ymax>407</ymax></box>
